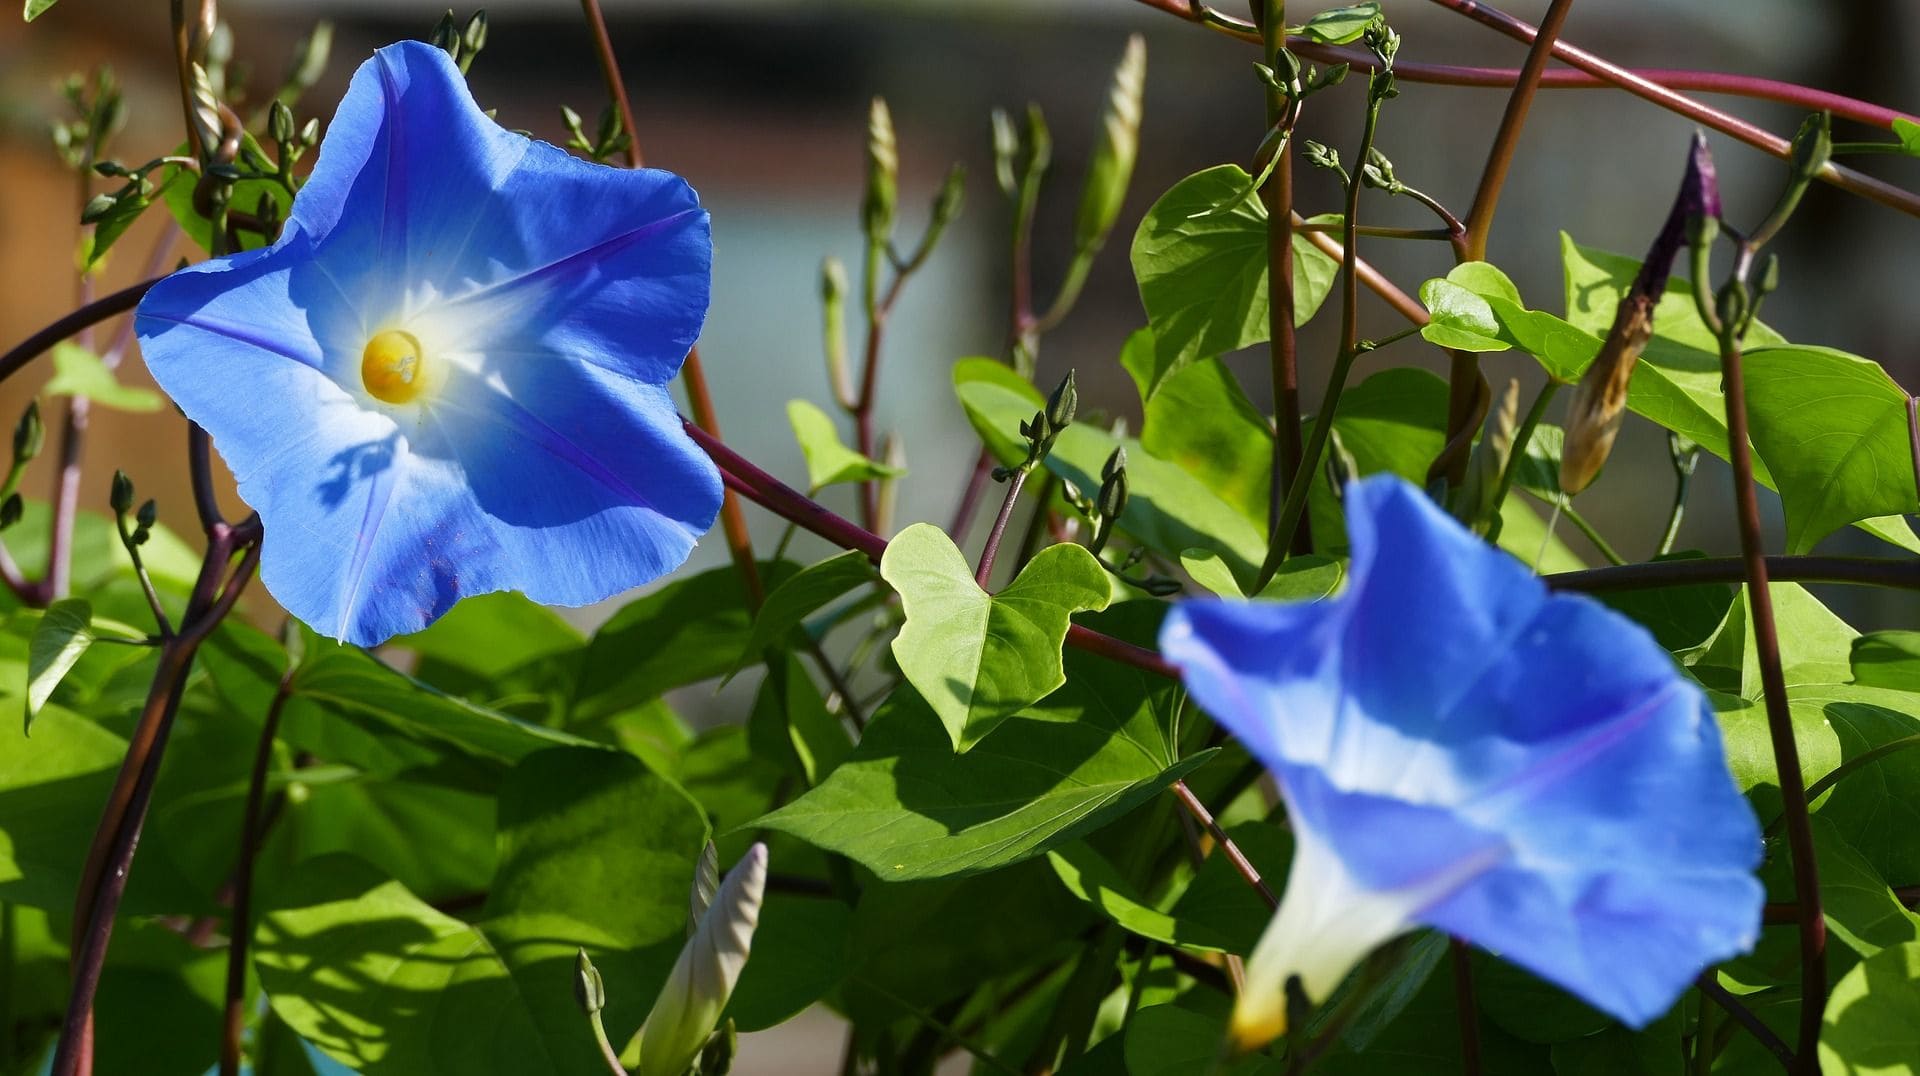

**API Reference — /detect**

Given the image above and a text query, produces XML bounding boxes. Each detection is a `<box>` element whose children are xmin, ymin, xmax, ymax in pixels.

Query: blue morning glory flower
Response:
<box><xmin>1160</xmin><ymin>475</ymin><xmax>1762</xmax><ymax>1047</ymax></box>
<box><xmin>134</xmin><ymin>41</ymin><xmax>719</xmax><ymax>645</ymax></box>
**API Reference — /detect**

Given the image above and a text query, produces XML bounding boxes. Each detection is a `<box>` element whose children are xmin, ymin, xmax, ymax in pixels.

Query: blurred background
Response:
<box><xmin>1</xmin><ymin>1</ymin><xmax>1917</xmax><ymax>1066</ymax></box>
<box><xmin>4</xmin><ymin>0</ymin><xmax>1919</xmax><ymax>611</ymax></box>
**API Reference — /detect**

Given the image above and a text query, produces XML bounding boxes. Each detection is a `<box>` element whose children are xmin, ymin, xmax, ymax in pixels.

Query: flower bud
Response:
<box><xmin>991</xmin><ymin>109</ymin><xmax>1019</xmax><ymax>198</ymax></box>
<box><xmin>1045</xmin><ymin>370</ymin><xmax>1078</xmax><ymax>433</ymax></box>
<box><xmin>1451</xmin><ymin>378</ymin><xmax>1519</xmax><ymax>532</ymax></box>
<box><xmin>136</xmin><ymin>499</ymin><xmax>158</xmax><ymax>531</ymax></box>
<box><xmin>633</xmin><ymin>844</ymin><xmax>769</xmax><ymax>1076</ymax></box>
<box><xmin>820</xmin><ymin>258</ymin><xmax>853</xmax><ymax>409</ymax></box>
<box><xmin>931</xmin><ymin>163</ymin><xmax>965</xmax><ymax>230</ymax></box>
<box><xmin>861</xmin><ymin>97</ymin><xmax>898</xmax><ymax>245</ymax></box>
<box><xmin>574</xmin><ymin>948</ymin><xmax>606</xmax><ymax>1015</ymax></box>
<box><xmin>1788</xmin><ymin>111</ymin><xmax>1832</xmax><ymax>181</ymax></box>
<box><xmin>269</xmin><ymin>100</ymin><xmax>296</xmax><ymax>146</ymax></box>
<box><xmin>688</xmin><ymin>841</ymin><xmax>720</xmax><ymax>940</ymax></box>
<box><xmin>1561</xmin><ymin>292</ymin><xmax>1653</xmax><ymax>495</ymax></box>
<box><xmin>13</xmin><ymin>401</ymin><xmax>42</xmax><ymax>464</ymax></box>
<box><xmin>1071</xmin><ymin>34</ymin><xmax>1145</xmax><ymax>256</ymax></box>
<box><xmin>110</xmin><ymin>470</ymin><xmax>135</xmax><ymax>515</ymax></box>
<box><xmin>428</xmin><ymin>10</ymin><xmax>463</xmax><ymax>63</ymax></box>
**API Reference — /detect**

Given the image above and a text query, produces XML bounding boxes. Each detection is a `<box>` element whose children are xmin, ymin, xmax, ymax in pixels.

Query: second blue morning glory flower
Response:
<box><xmin>1160</xmin><ymin>475</ymin><xmax>1763</xmax><ymax>1047</ymax></box>
<box><xmin>134</xmin><ymin>40</ymin><xmax>720</xmax><ymax>646</ymax></box>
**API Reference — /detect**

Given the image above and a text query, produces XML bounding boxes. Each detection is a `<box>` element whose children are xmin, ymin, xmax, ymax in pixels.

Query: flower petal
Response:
<box><xmin>1160</xmin><ymin>473</ymin><xmax>1763</xmax><ymax>1029</ymax></box>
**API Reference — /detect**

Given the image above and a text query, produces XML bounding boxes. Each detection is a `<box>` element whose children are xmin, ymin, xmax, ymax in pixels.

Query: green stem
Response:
<box><xmin>1657</xmin><ymin>462</ymin><xmax>1694</xmax><ymax>557</ymax></box>
<box><xmin>1255</xmin><ymin>89</ymin><xmax>1382</xmax><ymax>587</ymax></box>
<box><xmin>1553</xmin><ymin>497</ymin><xmax>1626</xmax><ymax>565</ymax></box>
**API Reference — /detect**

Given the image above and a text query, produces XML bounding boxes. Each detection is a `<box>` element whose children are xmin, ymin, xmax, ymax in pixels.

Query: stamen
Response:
<box><xmin>361</xmin><ymin>329</ymin><xmax>429</xmax><ymax>404</ymax></box>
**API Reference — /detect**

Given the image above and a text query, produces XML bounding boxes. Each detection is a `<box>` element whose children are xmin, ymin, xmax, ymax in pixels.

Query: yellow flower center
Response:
<box><xmin>360</xmin><ymin>330</ymin><xmax>430</xmax><ymax>404</ymax></box>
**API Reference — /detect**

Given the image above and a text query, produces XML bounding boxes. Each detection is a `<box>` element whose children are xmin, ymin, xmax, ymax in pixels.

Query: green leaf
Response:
<box><xmin>1124</xmin><ymin>1005</ymin><xmax>1283</xmax><ymax>1076</ymax></box>
<box><xmin>786</xmin><ymin>398</ymin><xmax>902</xmax><ymax>491</ymax></box>
<box><xmin>570</xmin><ymin>560</ymin><xmax>797</xmax><ymax>723</ymax></box>
<box><xmin>724</xmin><ymin>550</ymin><xmax>876</xmax><ymax>684</ymax></box>
<box><xmin>1812</xmin><ymin>815</ymin><xmax>1920</xmax><ymax>959</ymax></box>
<box><xmin>23</xmin><ymin>0</ymin><xmax>58</xmax><ymax>20</ymax></box>
<box><xmin>1131</xmin><ymin>165</ymin><xmax>1338</xmax><ymax>396</ymax></box>
<box><xmin>1548</xmin><ymin>1010</ymin><xmax>1683</xmax><ymax>1076</ymax></box>
<box><xmin>1819</xmin><ymin>941</ymin><xmax>1920</xmax><ymax>1074</ymax></box>
<box><xmin>46</xmin><ymin>342</ymin><xmax>163</xmax><ymax>411</ymax></box>
<box><xmin>724</xmin><ymin>894</ymin><xmax>850</xmax><ymax>1032</ymax></box>
<box><xmin>1596</xmin><ymin>554</ymin><xmax>1733</xmax><ymax>652</ymax></box>
<box><xmin>747</xmin><ymin>652</ymin><xmax>853</xmax><ymax>785</ymax></box>
<box><xmin>1554</xmin><ymin>235</ymin><xmax>1920</xmax><ymax>554</ymax></box>
<box><xmin>955</xmin><ymin>358</ymin><xmax>1268</xmax><ymax>578</ymax></box>
<box><xmin>759</xmin><ymin>609</ymin><xmax>1208</xmax><ymax>878</ymax></box>
<box><xmin>1853</xmin><ymin>631</ymin><xmax>1920</xmax><ymax>691</ymax></box>
<box><xmin>1048</xmin><ymin>840</ymin><xmax>1233</xmax><ymax>952</ymax></box>
<box><xmin>1292</xmin><ymin>2</ymin><xmax>1382</xmax><ymax>44</ymax></box>
<box><xmin>258</xmin><ymin>749</ymin><xmax>708</xmax><ymax>1076</ymax></box>
<box><xmin>880</xmin><ymin>523</ymin><xmax>1111</xmax><ymax>750</ymax></box>
<box><xmin>160</xmin><ymin>136</ymin><xmax>293</xmax><ymax>255</ymax></box>
<box><xmin>1687</xmin><ymin>582</ymin><xmax>1858</xmax><ymax>698</ymax></box>
<box><xmin>1744</xmin><ymin>345</ymin><xmax>1919</xmax><ymax>553</ymax></box>
<box><xmin>200</xmin><ymin>623</ymin><xmax>589</xmax><ymax>791</ymax></box>
<box><xmin>1419</xmin><ymin>270</ymin><xmax>1512</xmax><ymax>353</ymax></box>
<box><xmin>398</xmin><ymin>591</ymin><xmax>583</xmax><ymax>683</ymax></box>
<box><xmin>79</xmin><ymin>171</ymin><xmax>180</xmax><ymax>269</ymax></box>
<box><xmin>1121</xmin><ymin>329</ymin><xmax>1273</xmax><ymax>529</ymax></box>
<box><xmin>1180</xmin><ymin>548</ymin><xmax>1343</xmax><ymax>601</ymax></box>
<box><xmin>26</xmin><ymin>598</ymin><xmax>96</xmax><ymax>731</ymax></box>
<box><xmin>1894</xmin><ymin>117</ymin><xmax>1920</xmax><ymax>156</ymax></box>
<box><xmin>0</xmin><ymin>702</ymin><xmax>127</xmax><ymax>909</ymax></box>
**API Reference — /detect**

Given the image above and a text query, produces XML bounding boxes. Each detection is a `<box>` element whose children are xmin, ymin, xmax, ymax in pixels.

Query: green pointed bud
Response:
<box><xmin>820</xmin><ymin>258</ymin><xmax>853</xmax><ymax>408</ymax></box>
<box><xmin>298</xmin><ymin>117</ymin><xmax>320</xmax><ymax>147</ymax></box>
<box><xmin>1141</xmin><ymin>577</ymin><xmax>1183</xmax><ymax>597</ymax></box>
<box><xmin>461</xmin><ymin>9</ymin><xmax>490</xmax><ymax>71</ymax></box>
<box><xmin>991</xmin><ymin>108</ymin><xmax>1019</xmax><ymax>198</ymax></box>
<box><xmin>14</xmin><ymin>401</ymin><xmax>43</xmax><ymax>464</ymax></box>
<box><xmin>1022</xmin><ymin>103</ymin><xmax>1052</xmax><ymax>183</ymax></box>
<box><xmin>1071</xmin><ymin>34</ymin><xmax>1145</xmax><ymax>256</ymax></box>
<box><xmin>1253</xmin><ymin>62</ymin><xmax>1286</xmax><ymax>97</ymax></box>
<box><xmin>1275</xmin><ymin>48</ymin><xmax>1303</xmax><ymax>89</ymax></box>
<box><xmin>135</xmin><ymin>499</ymin><xmax>157</xmax><ymax>531</ymax></box>
<box><xmin>1788</xmin><ymin>111</ymin><xmax>1832</xmax><ymax>180</ymax></box>
<box><xmin>574</xmin><ymin>948</ymin><xmax>607</xmax><ymax>1015</ymax></box>
<box><xmin>1045</xmin><ymin>370</ymin><xmax>1077</xmax><ymax>432</ymax></box>
<box><xmin>1669</xmin><ymin>431</ymin><xmax>1701</xmax><ymax>478</ymax></box>
<box><xmin>932</xmin><ymin>163</ymin><xmax>965</xmax><ymax>229</ymax></box>
<box><xmin>1362</xmin><ymin>147</ymin><xmax>1397</xmax><ymax>190</ymax></box>
<box><xmin>595</xmin><ymin>104</ymin><xmax>623</xmax><ymax>154</ymax></box>
<box><xmin>1754</xmin><ymin>252</ymin><xmax>1781</xmax><ymax>296</ymax></box>
<box><xmin>874</xmin><ymin>433</ymin><xmax>905</xmax><ymax>536</ymax></box>
<box><xmin>110</xmin><ymin>470</ymin><xmax>135</xmax><ymax>516</ymax></box>
<box><xmin>1715</xmin><ymin>279</ymin><xmax>1749</xmax><ymax>333</ymax></box>
<box><xmin>80</xmin><ymin>194</ymin><xmax>117</xmax><ymax>225</ymax></box>
<box><xmin>861</xmin><ymin>97</ymin><xmax>898</xmax><ymax>244</ymax></box>
<box><xmin>1308</xmin><ymin>63</ymin><xmax>1350</xmax><ymax>94</ymax></box>
<box><xmin>428</xmin><ymin>10</ymin><xmax>462</xmax><ymax>63</ymax></box>
<box><xmin>1096</xmin><ymin>448</ymin><xmax>1128</xmax><ymax>522</ymax></box>
<box><xmin>1304</xmin><ymin>140</ymin><xmax>1342</xmax><ymax>173</ymax></box>
<box><xmin>696</xmin><ymin>1022</ymin><xmax>738</xmax><ymax>1076</ymax></box>
<box><xmin>632</xmin><ymin>844</ymin><xmax>768</xmax><ymax>1076</ymax></box>
<box><xmin>0</xmin><ymin>494</ymin><xmax>21</xmax><ymax>532</ymax></box>
<box><xmin>269</xmin><ymin>100</ymin><xmax>296</xmax><ymax>146</ymax></box>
